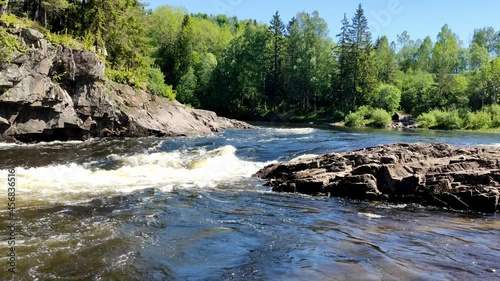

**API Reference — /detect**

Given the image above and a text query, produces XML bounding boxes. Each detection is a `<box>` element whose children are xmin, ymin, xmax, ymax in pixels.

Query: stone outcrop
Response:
<box><xmin>0</xmin><ymin>25</ymin><xmax>252</xmax><ymax>142</ymax></box>
<box><xmin>254</xmin><ymin>143</ymin><xmax>500</xmax><ymax>213</ymax></box>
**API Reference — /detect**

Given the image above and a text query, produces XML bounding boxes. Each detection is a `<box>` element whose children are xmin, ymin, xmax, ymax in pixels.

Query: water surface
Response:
<box><xmin>0</xmin><ymin>126</ymin><xmax>499</xmax><ymax>280</ymax></box>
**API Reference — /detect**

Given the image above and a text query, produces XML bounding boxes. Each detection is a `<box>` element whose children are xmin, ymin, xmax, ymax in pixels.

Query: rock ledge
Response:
<box><xmin>0</xmin><ymin>26</ymin><xmax>252</xmax><ymax>142</ymax></box>
<box><xmin>254</xmin><ymin>143</ymin><xmax>500</xmax><ymax>213</ymax></box>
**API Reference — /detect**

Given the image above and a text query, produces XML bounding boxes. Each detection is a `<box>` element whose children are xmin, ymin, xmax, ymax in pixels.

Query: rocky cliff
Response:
<box><xmin>0</xmin><ymin>25</ymin><xmax>252</xmax><ymax>143</ymax></box>
<box><xmin>254</xmin><ymin>143</ymin><xmax>500</xmax><ymax>213</ymax></box>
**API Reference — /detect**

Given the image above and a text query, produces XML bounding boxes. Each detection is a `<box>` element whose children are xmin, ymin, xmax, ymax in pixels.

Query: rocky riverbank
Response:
<box><xmin>0</xmin><ymin>25</ymin><xmax>252</xmax><ymax>143</ymax></box>
<box><xmin>254</xmin><ymin>143</ymin><xmax>500</xmax><ymax>213</ymax></box>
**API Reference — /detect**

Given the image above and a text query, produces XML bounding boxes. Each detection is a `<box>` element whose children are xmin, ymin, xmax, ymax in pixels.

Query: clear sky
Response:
<box><xmin>144</xmin><ymin>0</ymin><xmax>499</xmax><ymax>46</ymax></box>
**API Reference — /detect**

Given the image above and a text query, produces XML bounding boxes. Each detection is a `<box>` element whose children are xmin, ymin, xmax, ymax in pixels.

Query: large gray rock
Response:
<box><xmin>0</xmin><ymin>26</ymin><xmax>253</xmax><ymax>143</ymax></box>
<box><xmin>52</xmin><ymin>48</ymin><xmax>105</xmax><ymax>81</ymax></box>
<box><xmin>255</xmin><ymin>143</ymin><xmax>500</xmax><ymax>213</ymax></box>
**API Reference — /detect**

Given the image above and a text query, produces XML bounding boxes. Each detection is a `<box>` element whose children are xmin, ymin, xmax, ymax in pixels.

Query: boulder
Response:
<box><xmin>254</xmin><ymin>143</ymin><xmax>500</xmax><ymax>213</ymax></box>
<box><xmin>0</xmin><ymin>26</ymin><xmax>253</xmax><ymax>142</ymax></box>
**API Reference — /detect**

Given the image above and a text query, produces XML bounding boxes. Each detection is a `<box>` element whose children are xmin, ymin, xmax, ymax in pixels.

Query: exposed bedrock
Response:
<box><xmin>0</xmin><ymin>25</ymin><xmax>252</xmax><ymax>143</ymax></box>
<box><xmin>254</xmin><ymin>143</ymin><xmax>500</xmax><ymax>213</ymax></box>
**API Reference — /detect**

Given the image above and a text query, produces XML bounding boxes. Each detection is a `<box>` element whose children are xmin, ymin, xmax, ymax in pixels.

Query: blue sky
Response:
<box><xmin>144</xmin><ymin>0</ymin><xmax>499</xmax><ymax>46</ymax></box>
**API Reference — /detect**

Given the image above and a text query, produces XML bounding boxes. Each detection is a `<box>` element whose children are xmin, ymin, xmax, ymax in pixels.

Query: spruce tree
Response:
<box><xmin>267</xmin><ymin>11</ymin><xmax>286</xmax><ymax>110</ymax></box>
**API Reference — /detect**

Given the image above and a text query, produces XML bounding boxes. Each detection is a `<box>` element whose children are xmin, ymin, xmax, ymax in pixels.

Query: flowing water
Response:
<box><xmin>0</xmin><ymin>126</ymin><xmax>499</xmax><ymax>280</ymax></box>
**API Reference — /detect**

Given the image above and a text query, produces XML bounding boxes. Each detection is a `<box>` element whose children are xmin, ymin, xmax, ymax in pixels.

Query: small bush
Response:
<box><xmin>434</xmin><ymin>109</ymin><xmax>463</xmax><ymax>130</ymax></box>
<box><xmin>417</xmin><ymin>112</ymin><xmax>437</xmax><ymax>128</ymax></box>
<box><xmin>486</xmin><ymin>104</ymin><xmax>500</xmax><ymax>128</ymax></box>
<box><xmin>356</xmin><ymin>105</ymin><xmax>374</xmax><ymax>119</ymax></box>
<box><xmin>147</xmin><ymin>66</ymin><xmax>176</xmax><ymax>100</ymax></box>
<box><xmin>47</xmin><ymin>32</ymin><xmax>81</xmax><ymax>49</ymax></box>
<box><xmin>106</xmin><ymin>67</ymin><xmax>135</xmax><ymax>85</ymax></box>
<box><xmin>369</xmin><ymin>109</ymin><xmax>392</xmax><ymax>128</ymax></box>
<box><xmin>464</xmin><ymin>111</ymin><xmax>491</xmax><ymax>130</ymax></box>
<box><xmin>0</xmin><ymin>28</ymin><xmax>25</xmax><ymax>61</ymax></box>
<box><xmin>344</xmin><ymin>111</ymin><xmax>365</xmax><ymax>127</ymax></box>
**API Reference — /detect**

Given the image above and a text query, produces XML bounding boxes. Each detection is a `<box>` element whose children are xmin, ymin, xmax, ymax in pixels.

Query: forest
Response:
<box><xmin>1</xmin><ymin>0</ymin><xmax>500</xmax><ymax>130</ymax></box>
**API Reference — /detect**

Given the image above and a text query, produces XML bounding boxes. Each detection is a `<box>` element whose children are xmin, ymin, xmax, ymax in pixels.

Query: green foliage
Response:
<box><xmin>418</xmin><ymin>106</ymin><xmax>500</xmax><ymax>130</ymax></box>
<box><xmin>417</xmin><ymin>109</ymin><xmax>463</xmax><ymax>130</ymax></box>
<box><xmin>46</xmin><ymin>31</ymin><xmax>81</xmax><ymax>48</ymax></box>
<box><xmin>0</xmin><ymin>26</ymin><xmax>24</xmax><ymax>61</ymax></box>
<box><xmin>464</xmin><ymin>110</ymin><xmax>491</xmax><ymax>130</ymax></box>
<box><xmin>400</xmin><ymin>70</ymin><xmax>435</xmax><ymax>115</ymax></box>
<box><xmin>416</xmin><ymin>111</ymin><xmax>437</xmax><ymax>128</ymax></box>
<box><xmin>344</xmin><ymin>111</ymin><xmax>365</xmax><ymax>127</ymax></box>
<box><xmin>432</xmin><ymin>24</ymin><xmax>461</xmax><ymax>74</ymax></box>
<box><xmin>371</xmin><ymin>84</ymin><xmax>401</xmax><ymax>114</ymax></box>
<box><xmin>369</xmin><ymin>109</ymin><xmax>392</xmax><ymax>128</ymax></box>
<box><xmin>434</xmin><ymin>109</ymin><xmax>463</xmax><ymax>130</ymax></box>
<box><xmin>51</xmin><ymin>71</ymin><xmax>67</xmax><ymax>86</ymax></box>
<box><xmin>335</xmin><ymin>5</ymin><xmax>377</xmax><ymax>113</ymax></box>
<box><xmin>486</xmin><ymin>104</ymin><xmax>500</xmax><ymax>127</ymax></box>
<box><xmin>375</xmin><ymin>36</ymin><xmax>398</xmax><ymax>84</ymax></box>
<box><xmin>284</xmin><ymin>11</ymin><xmax>335</xmax><ymax>112</ymax></box>
<box><xmin>0</xmin><ymin>12</ymin><xmax>18</xmax><ymax>25</ymax></box>
<box><xmin>355</xmin><ymin>105</ymin><xmax>374</xmax><ymax>119</ymax></box>
<box><xmin>105</xmin><ymin>67</ymin><xmax>134</xmax><ymax>85</ymax></box>
<box><xmin>147</xmin><ymin>66</ymin><xmax>176</xmax><ymax>100</ymax></box>
<box><xmin>176</xmin><ymin>66</ymin><xmax>198</xmax><ymax>106</ymax></box>
<box><xmin>3</xmin><ymin>2</ymin><xmax>500</xmax><ymax>127</ymax></box>
<box><xmin>344</xmin><ymin>107</ymin><xmax>391</xmax><ymax>128</ymax></box>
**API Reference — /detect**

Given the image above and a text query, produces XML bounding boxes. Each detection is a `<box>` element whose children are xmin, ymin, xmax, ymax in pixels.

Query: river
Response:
<box><xmin>0</xmin><ymin>125</ymin><xmax>499</xmax><ymax>280</ymax></box>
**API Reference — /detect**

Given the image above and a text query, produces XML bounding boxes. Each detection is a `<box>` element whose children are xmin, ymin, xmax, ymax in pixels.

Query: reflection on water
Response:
<box><xmin>0</xmin><ymin>126</ymin><xmax>499</xmax><ymax>280</ymax></box>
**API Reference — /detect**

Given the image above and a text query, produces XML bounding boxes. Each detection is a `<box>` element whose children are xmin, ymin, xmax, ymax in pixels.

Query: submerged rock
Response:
<box><xmin>254</xmin><ymin>143</ymin><xmax>500</xmax><ymax>213</ymax></box>
<box><xmin>0</xmin><ymin>26</ymin><xmax>252</xmax><ymax>143</ymax></box>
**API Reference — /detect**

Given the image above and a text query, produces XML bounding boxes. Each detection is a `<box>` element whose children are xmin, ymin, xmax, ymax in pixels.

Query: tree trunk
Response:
<box><xmin>0</xmin><ymin>0</ymin><xmax>8</xmax><ymax>17</ymax></box>
<box><xmin>33</xmin><ymin>0</ymin><xmax>41</xmax><ymax>21</ymax></box>
<box><xmin>81</xmin><ymin>0</ymin><xmax>86</xmax><ymax>33</ymax></box>
<box><xmin>43</xmin><ymin>5</ymin><xmax>47</xmax><ymax>28</ymax></box>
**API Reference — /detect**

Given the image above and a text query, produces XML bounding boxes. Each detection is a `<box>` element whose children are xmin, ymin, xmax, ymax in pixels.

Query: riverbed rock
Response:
<box><xmin>254</xmin><ymin>143</ymin><xmax>500</xmax><ymax>213</ymax></box>
<box><xmin>0</xmin><ymin>26</ymin><xmax>252</xmax><ymax>142</ymax></box>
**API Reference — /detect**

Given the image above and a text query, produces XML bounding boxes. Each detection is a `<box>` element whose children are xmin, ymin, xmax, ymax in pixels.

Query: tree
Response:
<box><xmin>396</xmin><ymin>31</ymin><xmax>417</xmax><ymax>72</ymax></box>
<box><xmin>176</xmin><ymin>66</ymin><xmax>198</xmax><ymax>106</ymax></box>
<box><xmin>371</xmin><ymin>84</ymin><xmax>401</xmax><ymax>114</ymax></box>
<box><xmin>469</xmin><ymin>42</ymin><xmax>490</xmax><ymax>70</ymax></box>
<box><xmin>414</xmin><ymin>36</ymin><xmax>433</xmax><ymax>72</ymax></box>
<box><xmin>284</xmin><ymin>11</ymin><xmax>334</xmax><ymax>111</ymax></box>
<box><xmin>482</xmin><ymin>58</ymin><xmax>500</xmax><ymax>105</ymax></box>
<box><xmin>267</xmin><ymin>11</ymin><xmax>286</xmax><ymax>110</ymax></box>
<box><xmin>432</xmin><ymin>24</ymin><xmax>461</xmax><ymax>74</ymax></box>
<box><xmin>149</xmin><ymin>6</ymin><xmax>186</xmax><ymax>86</ymax></box>
<box><xmin>340</xmin><ymin>4</ymin><xmax>377</xmax><ymax>112</ymax></box>
<box><xmin>209</xmin><ymin>22</ymin><xmax>271</xmax><ymax>117</ymax></box>
<box><xmin>334</xmin><ymin>13</ymin><xmax>353</xmax><ymax>110</ymax></box>
<box><xmin>374</xmin><ymin>36</ymin><xmax>398</xmax><ymax>84</ymax></box>
<box><xmin>40</xmin><ymin>0</ymin><xmax>69</xmax><ymax>27</ymax></box>
<box><xmin>174</xmin><ymin>15</ymin><xmax>194</xmax><ymax>85</ymax></box>
<box><xmin>472</xmin><ymin>27</ymin><xmax>499</xmax><ymax>55</ymax></box>
<box><xmin>400</xmin><ymin>70</ymin><xmax>435</xmax><ymax>115</ymax></box>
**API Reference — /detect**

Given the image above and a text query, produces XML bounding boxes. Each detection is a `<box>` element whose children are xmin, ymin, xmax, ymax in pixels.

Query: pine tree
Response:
<box><xmin>336</xmin><ymin>4</ymin><xmax>377</xmax><ymax>113</ymax></box>
<box><xmin>267</xmin><ymin>11</ymin><xmax>286</xmax><ymax>110</ymax></box>
<box><xmin>349</xmin><ymin>4</ymin><xmax>377</xmax><ymax>108</ymax></box>
<box><xmin>174</xmin><ymin>15</ymin><xmax>194</xmax><ymax>86</ymax></box>
<box><xmin>334</xmin><ymin>13</ymin><xmax>353</xmax><ymax>111</ymax></box>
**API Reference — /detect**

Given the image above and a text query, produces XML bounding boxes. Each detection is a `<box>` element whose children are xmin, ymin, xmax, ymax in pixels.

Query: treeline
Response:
<box><xmin>148</xmin><ymin>4</ymin><xmax>500</xmax><ymax>121</ymax></box>
<box><xmin>1</xmin><ymin>1</ymin><xmax>500</xmax><ymax>125</ymax></box>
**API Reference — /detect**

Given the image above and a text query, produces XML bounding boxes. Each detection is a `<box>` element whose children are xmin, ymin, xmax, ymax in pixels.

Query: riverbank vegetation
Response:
<box><xmin>0</xmin><ymin>1</ymin><xmax>499</xmax><ymax>130</ymax></box>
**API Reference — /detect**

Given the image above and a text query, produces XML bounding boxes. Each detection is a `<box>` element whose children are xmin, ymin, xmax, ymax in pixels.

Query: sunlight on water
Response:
<box><xmin>0</xmin><ymin>126</ymin><xmax>498</xmax><ymax>280</ymax></box>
